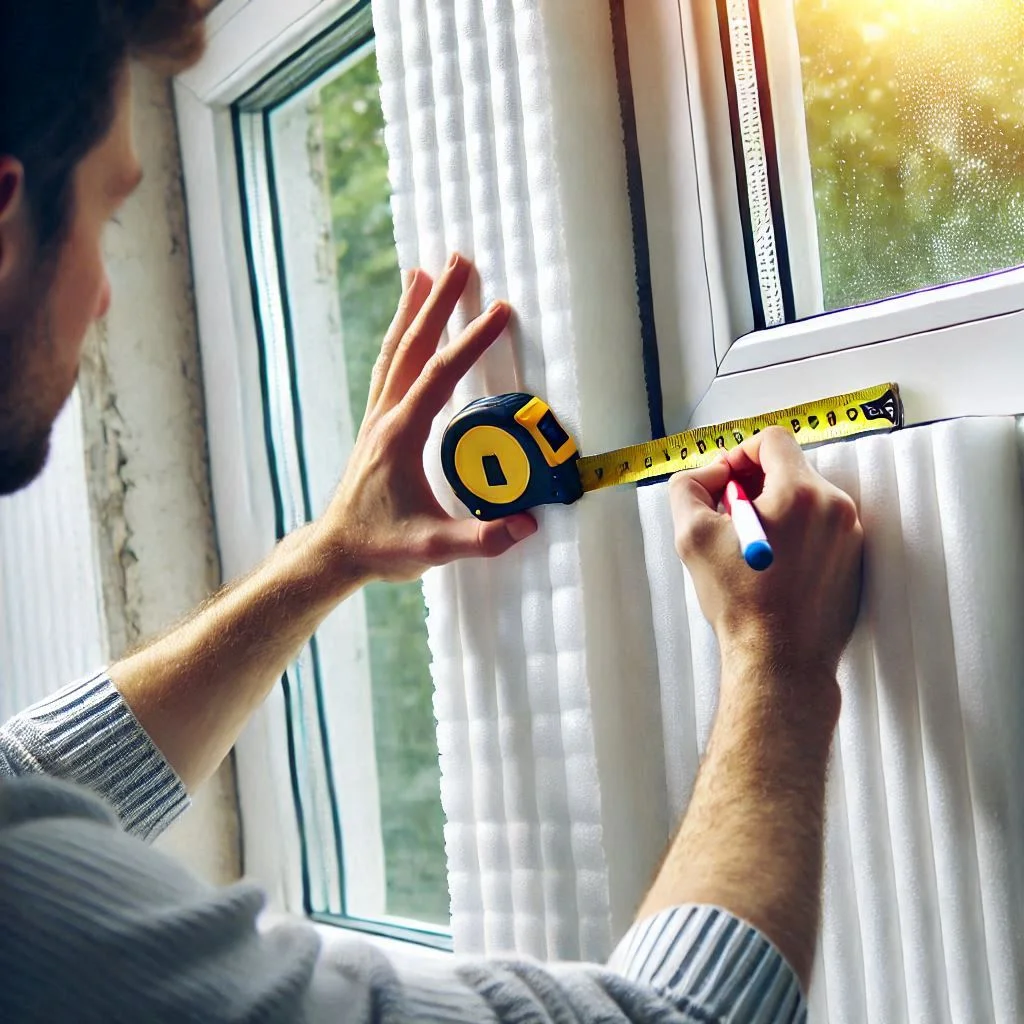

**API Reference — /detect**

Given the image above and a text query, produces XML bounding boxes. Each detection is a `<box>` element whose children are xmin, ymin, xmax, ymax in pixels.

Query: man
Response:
<box><xmin>0</xmin><ymin>2</ymin><xmax>863</xmax><ymax>1021</ymax></box>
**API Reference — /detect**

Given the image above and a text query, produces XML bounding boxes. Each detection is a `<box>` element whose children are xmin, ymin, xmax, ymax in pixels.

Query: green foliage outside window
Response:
<box><xmin>316</xmin><ymin>51</ymin><xmax>449</xmax><ymax>926</ymax></box>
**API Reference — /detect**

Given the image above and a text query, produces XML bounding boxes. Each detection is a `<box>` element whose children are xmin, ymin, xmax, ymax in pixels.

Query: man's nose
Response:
<box><xmin>95</xmin><ymin>276</ymin><xmax>112</xmax><ymax>320</ymax></box>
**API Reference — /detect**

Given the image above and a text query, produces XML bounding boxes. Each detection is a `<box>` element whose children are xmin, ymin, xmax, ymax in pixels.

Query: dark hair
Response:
<box><xmin>0</xmin><ymin>1</ymin><xmax>206</xmax><ymax>248</ymax></box>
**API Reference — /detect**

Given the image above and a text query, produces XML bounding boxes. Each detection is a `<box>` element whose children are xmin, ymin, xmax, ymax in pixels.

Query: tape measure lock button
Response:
<box><xmin>513</xmin><ymin>397</ymin><xmax>578</xmax><ymax>467</ymax></box>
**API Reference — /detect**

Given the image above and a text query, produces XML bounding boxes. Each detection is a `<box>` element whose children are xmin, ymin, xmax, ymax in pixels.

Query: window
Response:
<box><xmin>622</xmin><ymin>0</ymin><xmax>1024</xmax><ymax>424</ymax></box>
<box><xmin>721</xmin><ymin>0</ymin><xmax>1024</xmax><ymax>327</ymax></box>
<box><xmin>231</xmin><ymin>4</ymin><xmax>448</xmax><ymax>944</ymax></box>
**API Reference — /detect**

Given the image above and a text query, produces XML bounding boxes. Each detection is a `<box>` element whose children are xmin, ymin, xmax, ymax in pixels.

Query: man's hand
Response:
<box><xmin>670</xmin><ymin>426</ymin><xmax>863</xmax><ymax>681</ymax></box>
<box><xmin>111</xmin><ymin>254</ymin><xmax>535</xmax><ymax>791</ymax></box>
<box><xmin>638</xmin><ymin>428</ymin><xmax>864</xmax><ymax>989</ymax></box>
<box><xmin>316</xmin><ymin>253</ymin><xmax>537</xmax><ymax>585</ymax></box>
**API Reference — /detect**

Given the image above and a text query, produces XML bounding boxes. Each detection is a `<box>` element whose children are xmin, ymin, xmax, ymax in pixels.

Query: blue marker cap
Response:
<box><xmin>744</xmin><ymin>540</ymin><xmax>774</xmax><ymax>572</ymax></box>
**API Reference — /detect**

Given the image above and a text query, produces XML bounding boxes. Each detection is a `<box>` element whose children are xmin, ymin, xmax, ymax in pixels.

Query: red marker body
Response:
<box><xmin>723</xmin><ymin>479</ymin><xmax>774</xmax><ymax>571</ymax></box>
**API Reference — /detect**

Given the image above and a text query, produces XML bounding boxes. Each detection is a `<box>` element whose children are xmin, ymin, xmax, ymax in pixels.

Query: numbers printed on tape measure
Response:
<box><xmin>576</xmin><ymin>384</ymin><xmax>903</xmax><ymax>493</ymax></box>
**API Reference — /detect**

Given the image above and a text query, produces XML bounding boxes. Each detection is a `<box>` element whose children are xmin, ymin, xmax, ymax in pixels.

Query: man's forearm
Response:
<box><xmin>638</xmin><ymin>651</ymin><xmax>839</xmax><ymax>986</ymax></box>
<box><xmin>109</xmin><ymin>523</ymin><xmax>364</xmax><ymax>792</ymax></box>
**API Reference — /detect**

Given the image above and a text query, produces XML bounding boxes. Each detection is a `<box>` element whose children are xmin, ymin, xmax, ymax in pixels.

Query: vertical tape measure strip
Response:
<box><xmin>577</xmin><ymin>383</ymin><xmax>903</xmax><ymax>492</ymax></box>
<box><xmin>717</xmin><ymin>0</ymin><xmax>791</xmax><ymax>328</ymax></box>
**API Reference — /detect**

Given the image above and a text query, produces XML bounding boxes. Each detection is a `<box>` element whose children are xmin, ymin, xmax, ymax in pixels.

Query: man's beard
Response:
<box><xmin>0</xmin><ymin>419</ymin><xmax>52</xmax><ymax>495</ymax></box>
<box><xmin>0</xmin><ymin>286</ymin><xmax>63</xmax><ymax>496</ymax></box>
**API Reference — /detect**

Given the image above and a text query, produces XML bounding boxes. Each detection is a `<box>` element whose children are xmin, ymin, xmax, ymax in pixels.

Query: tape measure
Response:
<box><xmin>441</xmin><ymin>382</ymin><xmax>903</xmax><ymax>521</ymax></box>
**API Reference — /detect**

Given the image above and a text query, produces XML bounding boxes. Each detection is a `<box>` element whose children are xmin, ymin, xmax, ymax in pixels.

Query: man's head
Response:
<box><xmin>0</xmin><ymin>1</ymin><xmax>206</xmax><ymax>494</ymax></box>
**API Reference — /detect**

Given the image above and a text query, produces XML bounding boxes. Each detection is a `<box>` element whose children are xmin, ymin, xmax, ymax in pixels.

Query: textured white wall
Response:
<box><xmin>78</xmin><ymin>65</ymin><xmax>240</xmax><ymax>886</ymax></box>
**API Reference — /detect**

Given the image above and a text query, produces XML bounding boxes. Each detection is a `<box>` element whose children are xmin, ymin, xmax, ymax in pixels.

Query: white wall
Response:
<box><xmin>78</xmin><ymin>65</ymin><xmax>240</xmax><ymax>886</ymax></box>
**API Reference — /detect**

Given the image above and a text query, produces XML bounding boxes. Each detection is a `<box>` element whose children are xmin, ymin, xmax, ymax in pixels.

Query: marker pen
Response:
<box><xmin>723</xmin><ymin>479</ymin><xmax>774</xmax><ymax>571</ymax></box>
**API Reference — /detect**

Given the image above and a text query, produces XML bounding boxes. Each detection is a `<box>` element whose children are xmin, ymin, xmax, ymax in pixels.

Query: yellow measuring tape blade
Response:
<box><xmin>577</xmin><ymin>383</ymin><xmax>903</xmax><ymax>493</ymax></box>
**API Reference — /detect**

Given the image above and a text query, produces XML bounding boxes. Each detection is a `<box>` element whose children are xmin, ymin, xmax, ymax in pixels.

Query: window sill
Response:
<box><xmin>720</xmin><ymin>265</ymin><xmax>1024</xmax><ymax>375</ymax></box>
<box><xmin>258</xmin><ymin>910</ymin><xmax>452</xmax><ymax>961</ymax></box>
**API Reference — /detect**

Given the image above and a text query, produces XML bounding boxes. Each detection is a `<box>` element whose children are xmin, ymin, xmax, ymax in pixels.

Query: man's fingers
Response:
<box><xmin>686</xmin><ymin>458</ymin><xmax>733</xmax><ymax>507</ymax></box>
<box><xmin>726</xmin><ymin>426</ymin><xmax>846</xmax><ymax>526</ymax></box>
<box><xmin>723</xmin><ymin>427</ymin><xmax>810</xmax><ymax>504</ymax></box>
<box><xmin>366</xmin><ymin>269</ymin><xmax>433</xmax><ymax>413</ymax></box>
<box><xmin>669</xmin><ymin>459</ymin><xmax>731</xmax><ymax>514</ymax></box>
<box><xmin>669</xmin><ymin>462</ymin><xmax>731</xmax><ymax>562</ymax></box>
<box><xmin>725</xmin><ymin>426</ymin><xmax>806</xmax><ymax>478</ymax></box>
<box><xmin>430</xmin><ymin>514</ymin><xmax>538</xmax><ymax>564</ymax></box>
<box><xmin>381</xmin><ymin>254</ymin><xmax>473</xmax><ymax>407</ymax></box>
<box><xmin>404</xmin><ymin>300</ymin><xmax>513</xmax><ymax>425</ymax></box>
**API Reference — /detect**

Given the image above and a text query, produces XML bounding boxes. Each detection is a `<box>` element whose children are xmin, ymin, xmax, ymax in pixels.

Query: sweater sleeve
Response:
<box><xmin>0</xmin><ymin>672</ymin><xmax>187</xmax><ymax>839</ymax></box>
<box><xmin>0</xmin><ymin>775</ymin><xmax>806</xmax><ymax>1024</ymax></box>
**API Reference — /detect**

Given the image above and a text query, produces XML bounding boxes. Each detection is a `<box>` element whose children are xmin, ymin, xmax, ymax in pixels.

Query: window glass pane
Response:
<box><xmin>795</xmin><ymin>0</ymin><xmax>1024</xmax><ymax>311</ymax></box>
<box><xmin>317</xmin><ymin>55</ymin><xmax>448</xmax><ymax>928</ymax></box>
<box><xmin>262</xmin><ymin>42</ymin><xmax>448</xmax><ymax>929</ymax></box>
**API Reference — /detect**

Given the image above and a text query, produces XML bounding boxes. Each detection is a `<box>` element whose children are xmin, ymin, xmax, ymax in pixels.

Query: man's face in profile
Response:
<box><xmin>0</xmin><ymin>71</ymin><xmax>141</xmax><ymax>495</ymax></box>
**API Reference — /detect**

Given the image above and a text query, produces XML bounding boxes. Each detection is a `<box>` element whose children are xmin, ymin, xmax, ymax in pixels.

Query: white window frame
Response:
<box><xmin>176</xmin><ymin>0</ymin><xmax>449</xmax><ymax>950</ymax></box>
<box><xmin>625</xmin><ymin>0</ymin><xmax>1024</xmax><ymax>432</ymax></box>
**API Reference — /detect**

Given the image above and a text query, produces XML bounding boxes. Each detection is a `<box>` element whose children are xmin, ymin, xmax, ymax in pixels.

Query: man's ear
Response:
<box><xmin>0</xmin><ymin>158</ymin><xmax>28</xmax><ymax>287</ymax></box>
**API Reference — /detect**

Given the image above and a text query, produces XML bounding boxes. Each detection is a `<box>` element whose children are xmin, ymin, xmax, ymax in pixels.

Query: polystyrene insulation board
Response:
<box><xmin>638</xmin><ymin>418</ymin><xmax>1024</xmax><ymax>1023</ymax></box>
<box><xmin>373</xmin><ymin>0</ymin><xmax>663</xmax><ymax>959</ymax></box>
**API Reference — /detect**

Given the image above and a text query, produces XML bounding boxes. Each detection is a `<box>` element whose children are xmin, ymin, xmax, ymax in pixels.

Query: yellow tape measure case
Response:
<box><xmin>441</xmin><ymin>393</ymin><xmax>584</xmax><ymax>520</ymax></box>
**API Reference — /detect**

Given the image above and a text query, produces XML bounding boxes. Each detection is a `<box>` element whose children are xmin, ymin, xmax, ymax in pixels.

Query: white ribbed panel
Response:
<box><xmin>373</xmin><ymin>0</ymin><xmax>657</xmax><ymax>959</ymax></box>
<box><xmin>638</xmin><ymin>418</ymin><xmax>1024</xmax><ymax>1023</ymax></box>
<box><xmin>0</xmin><ymin>391</ymin><xmax>106</xmax><ymax>719</ymax></box>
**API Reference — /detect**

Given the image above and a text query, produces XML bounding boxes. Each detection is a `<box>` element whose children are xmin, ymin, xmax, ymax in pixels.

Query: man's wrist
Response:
<box><xmin>280</xmin><ymin>520</ymin><xmax>373</xmax><ymax>605</ymax></box>
<box><xmin>718</xmin><ymin>641</ymin><xmax>842</xmax><ymax>748</ymax></box>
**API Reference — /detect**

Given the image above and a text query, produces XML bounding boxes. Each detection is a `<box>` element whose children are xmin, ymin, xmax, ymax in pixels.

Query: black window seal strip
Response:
<box><xmin>609</xmin><ymin>0</ymin><xmax>667</xmax><ymax>441</ymax></box>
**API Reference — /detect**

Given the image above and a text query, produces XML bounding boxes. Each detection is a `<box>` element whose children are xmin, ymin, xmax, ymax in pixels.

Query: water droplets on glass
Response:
<box><xmin>794</xmin><ymin>0</ymin><xmax>1024</xmax><ymax>311</ymax></box>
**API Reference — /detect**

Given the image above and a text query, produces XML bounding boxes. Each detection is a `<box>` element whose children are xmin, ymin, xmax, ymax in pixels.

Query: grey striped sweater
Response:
<box><xmin>0</xmin><ymin>673</ymin><xmax>805</xmax><ymax>1022</ymax></box>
